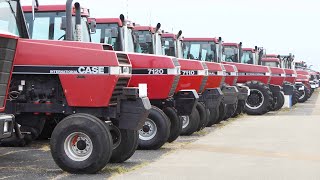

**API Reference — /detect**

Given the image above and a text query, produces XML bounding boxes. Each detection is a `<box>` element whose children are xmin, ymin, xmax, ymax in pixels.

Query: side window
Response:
<box><xmin>189</xmin><ymin>44</ymin><xmax>200</xmax><ymax>60</ymax></box>
<box><xmin>53</xmin><ymin>17</ymin><xmax>65</xmax><ymax>40</ymax></box>
<box><xmin>32</xmin><ymin>17</ymin><xmax>50</xmax><ymax>40</ymax></box>
<box><xmin>91</xmin><ymin>28</ymin><xmax>102</xmax><ymax>43</ymax></box>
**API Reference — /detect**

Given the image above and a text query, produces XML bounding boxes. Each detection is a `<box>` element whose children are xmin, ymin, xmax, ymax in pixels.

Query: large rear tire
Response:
<box><xmin>244</xmin><ymin>81</ymin><xmax>273</xmax><ymax>115</ymax></box>
<box><xmin>292</xmin><ymin>88</ymin><xmax>299</xmax><ymax>106</ymax></box>
<box><xmin>180</xmin><ymin>108</ymin><xmax>200</xmax><ymax>136</ymax></box>
<box><xmin>163</xmin><ymin>107</ymin><xmax>182</xmax><ymax>143</ymax></box>
<box><xmin>50</xmin><ymin>114</ymin><xmax>113</xmax><ymax>174</ymax></box>
<box><xmin>138</xmin><ymin>106</ymin><xmax>170</xmax><ymax>150</ymax></box>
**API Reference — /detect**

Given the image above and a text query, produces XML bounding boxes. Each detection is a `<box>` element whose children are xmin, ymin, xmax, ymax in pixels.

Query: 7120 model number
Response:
<box><xmin>148</xmin><ymin>69</ymin><xmax>165</xmax><ymax>74</ymax></box>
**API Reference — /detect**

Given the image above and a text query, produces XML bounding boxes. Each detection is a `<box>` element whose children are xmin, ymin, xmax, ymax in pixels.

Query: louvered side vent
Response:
<box><xmin>169</xmin><ymin>58</ymin><xmax>181</xmax><ymax>96</ymax></box>
<box><xmin>117</xmin><ymin>53</ymin><xmax>130</xmax><ymax>65</ymax></box>
<box><xmin>0</xmin><ymin>37</ymin><xmax>17</xmax><ymax>108</ymax></box>
<box><xmin>109</xmin><ymin>77</ymin><xmax>130</xmax><ymax>105</ymax></box>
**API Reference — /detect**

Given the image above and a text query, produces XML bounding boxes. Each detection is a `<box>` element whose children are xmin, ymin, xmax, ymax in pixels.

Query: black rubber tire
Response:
<box><xmin>244</xmin><ymin>81</ymin><xmax>273</xmax><ymax>115</ymax></box>
<box><xmin>196</xmin><ymin>102</ymin><xmax>207</xmax><ymax>131</ymax></box>
<box><xmin>217</xmin><ymin>102</ymin><xmax>226</xmax><ymax>124</ymax></box>
<box><xmin>298</xmin><ymin>85</ymin><xmax>309</xmax><ymax>103</ymax></box>
<box><xmin>138</xmin><ymin>106</ymin><xmax>170</xmax><ymax>150</ymax></box>
<box><xmin>292</xmin><ymin>88</ymin><xmax>299</xmax><ymax>106</ymax></box>
<box><xmin>109</xmin><ymin>128</ymin><xmax>139</xmax><ymax>163</ymax></box>
<box><xmin>163</xmin><ymin>107</ymin><xmax>182</xmax><ymax>143</ymax></box>
<box><xmin>231</xmin><ymin>100</ymin><xmax>245</xmax><ymax>118</ymax></box>
<box><xmin>224</xmin><ymin>101</ymin><xmax>238</xmax><ymax>120</ymax></box>
<box><xmin>207</xmin><ymin>107</ymin><xmax>219</xmax><ymax>127</ymax></box>
<box><xmin>50</xmin><ymin>114</ymin><xmax>113</xmax><ymax>174</ymax></box>
<box><xmin>273</xmin><ymin>92</ymin><xmax>285</xmax><ymax>111</ymax></box>
<box><xmin>180</xmin><ymin>108</ymin><xmax>200</xmax><ymax>136</ymax></box>
<box><xmin>204</xmin><ymin>108</ymin><xmax>210</xmax><ymax>127</ymax></box>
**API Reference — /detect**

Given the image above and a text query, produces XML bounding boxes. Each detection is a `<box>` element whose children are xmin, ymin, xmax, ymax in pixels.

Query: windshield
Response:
<box><xmin>182</xmin><ymin>41</ymin><xmax>216</xmax><ymax>62</ymax></box>
<box><xmin>241</xmin><ymin>51</ymin><xmax>254</xmax><ymax>64</ymax></box>
<box><xmin>133</xmin><ymin>30</ymin><xmax>153</xmax><ymax>54</ymax></box>
<box><xmin>223</xmin><ymin>46</ymin><xmax>238</xmax><ymax>62</ymax></box>
<box><xmin>262</xmin><ymin>61</ymin><xmax>279</xmax><ymax>67</ymax></box>
<box><xmin>91</xmin><ymin>23</ymin><xmax>122</xmax><ymax>50</ymax></box>
<box><xmin>24</xmin><ymin>11</ymin><xmax>91</xmax><ymax>42</ymax></box>
<box><xmin>162</xmin><ymin>37</ymin><xmax>176</xmax><ymax>57</ymax></box>
<box><xmin>0</xmin><ymin>0</ymin><xmax>19</xmax><ymax>36</ymax></box>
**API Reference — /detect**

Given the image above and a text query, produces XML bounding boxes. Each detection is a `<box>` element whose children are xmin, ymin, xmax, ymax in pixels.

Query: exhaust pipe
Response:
<box><xmin>66</xmin><ymin>0</ymin><xmax>73</xmax><ymax>41</ymax></box>
<box><xmin>177</xmin><ymin>30</ymin><xmax>182</xmax><ymax>39</ymax></box>
<box><xmin>74</xmin><ymin>2</ymin><xmax>81</xmax><ymax>41</ymax></box>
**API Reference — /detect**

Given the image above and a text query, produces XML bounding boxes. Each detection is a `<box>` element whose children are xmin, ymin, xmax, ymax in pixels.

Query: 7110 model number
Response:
<box><xmin>181</xmin><ymin>70</ymin><xmax>196</xmax><ymax>75</ymax></box>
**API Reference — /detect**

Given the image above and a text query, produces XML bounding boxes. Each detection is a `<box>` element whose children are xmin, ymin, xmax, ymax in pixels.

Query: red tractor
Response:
<box><xmin>240</xmin><ymin>48</ymin><xmax>297</xmax><ymax>109</ymax></box>
<box><xmin>132</xmin><ymin>26</ymin><xmax>235</xmax><ymax>129</ymax></box>
<box><xmin>2</xmin><ymin>0</ymin><xmax>151</xmax><ymax>174</ymax></box>
<box><xmin>161</xmin><ymin>35</ymin><xmax>246</xmax><ymax>122</ymax></box>
<box><xmin>182</xmin><ymin>39</ymin><xmax>272</xmax><ymax>115</ymax></box>
<box><xmin>23</xmin><ymin>6</ymin><xmax>200</xmax><ymax>150</ymax></box>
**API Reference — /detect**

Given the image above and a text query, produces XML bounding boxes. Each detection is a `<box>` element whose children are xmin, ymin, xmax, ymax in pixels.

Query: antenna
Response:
<box><xmin>126</xmin><ymin>0</ymin><xmax>129</xmax><ymax>19</ymax></box>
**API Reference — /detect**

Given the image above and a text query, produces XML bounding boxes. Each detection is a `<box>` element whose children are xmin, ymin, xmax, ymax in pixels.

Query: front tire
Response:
<box><xmin>196</xmin><ymin>102</ymin><xmax>208</xmax><ymax>131</ymax></box>
<box><xmin>206</xmin><ymin>107</ymin><xmax>219</xmax><ymax>127</ymax></box>
<box><xmin>273</xmin><ymin>92</ymin><xmax>285</xmax><ymax>111</ymax></box>
<box><xmin>138</xmin><ymin>106</ymin><xmax>170</xmax><ymax>150</ymax></box>
<box><xmin>50</xmin><ymin>114</ymin><xmax>113</xmax><ymax>174</ymax></box>
<box><xmin>180</xmin><ymin>108</ymin><xmax>200</xmax><ymax>136</ymax></box>
<box><xmin>109</xmin><ymin>126</ymin><xmax>139</xmax><ymax>163</ymax></box>
<box><xmin>163</xmin><ymin>107</ymin><xmax>182</xmax><ymax>143</ymax></box>
<box><xmin>244</xmin><ymin>81</ymin><xmax>273</xmax><ymax>115</ymax></box>
<box><xmin>298</xmin><ymin>85</ymin><xmax>309</xmax><ymax>103</ymax></box>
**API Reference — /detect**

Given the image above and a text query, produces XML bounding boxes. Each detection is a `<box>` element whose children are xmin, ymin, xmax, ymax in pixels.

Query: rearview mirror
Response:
<box><xmin>145</xmin><ymin>34</ymin><xmax>152</xmax><ymax>43</ymax></box>
<box><xmin>60</xmin><ymin>16</ymin><xmax>67</xmax><ymax>31</ymax></box>
<box><xmin>89</xmin><ymin>19</ymin><xmax>97</xmax><ymax>34</ymax></box>
<box><xmin>110</xmin><ymin>27</ymin><xmax>119</xmax><ymax>38</ymax></box>
<box><xmin>211</xmin><ymin>44</ymin><xmax>216</xmax><ymax>51</ymax></box>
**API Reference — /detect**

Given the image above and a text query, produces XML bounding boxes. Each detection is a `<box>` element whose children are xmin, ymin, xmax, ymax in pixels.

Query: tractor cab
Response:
<box><xmin>222</xmin><ymin>43</ymin><xmax>241</xmax><ymax>63</ymax></box>
<box><xmin>23</xmin><ymin>4</ymin><xmax>95</xmax><ymax>42</ymax></box>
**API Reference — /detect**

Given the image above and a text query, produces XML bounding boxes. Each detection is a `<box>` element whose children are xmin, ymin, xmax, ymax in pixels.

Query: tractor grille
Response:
<box><xmin>168</xmin><ymin>58</ymin><xmax>181</xmax><ymax>96</ymax></box>
<box><xmin>110</xmin><ymin>77</ymin><xmax>130</xmax><ymax>104</ymax></box>
<box><xmin>116</xmin><ymin>53</ymin><xmax>131</xmax><ymax>66</ymax></box>
<box><xmin>199</xmin><ymin>76</ymin><xmax>208</xmax><ymax>93</ymax></box>
<box><xmin>0</xmin><ymin>37</ymin><xmax>17</xmax><ymax>108</ymax></box>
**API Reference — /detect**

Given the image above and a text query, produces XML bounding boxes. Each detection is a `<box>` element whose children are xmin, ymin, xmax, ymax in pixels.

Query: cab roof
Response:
<box><xmin>134</xmin><ymin>26</ymin><xmax>162</xmax><ymax>34</ymax></box>
<box><xmin>182</xmin><ymin>38</ymin><xmax>219</xmax><ymax>43</ymax></box>
<box><xmin>162</xmin><ymin>33</ymin><xmax>177</xmax><ymax>40</ymax></box>
<box><xmin>266</xmin><ymin>54</ymin><xmax>278</xmax><ymax>58</ymax></box>
<box><xmin>95</xmin><ymin>18</ymin><xmax>123</xmax><ymax>26</ymax></box>
<box><xmin>22</xmin><ymin>5</ymin><xmax>90</xmax><ymax>17</ymax></box>
<box><xmin>261</xmin><ymin>58</ymin><xmax>280</xmax><ymax>62</ymax></box>
<box><xmin>223</xmin><ymin>42</ymin><xmax>239</xmax><ymax>47</ymax></box>
<box><xmin>242</xmin><ymin>48</ymin><xmax>255</xmax><ymax>52</ymax></box>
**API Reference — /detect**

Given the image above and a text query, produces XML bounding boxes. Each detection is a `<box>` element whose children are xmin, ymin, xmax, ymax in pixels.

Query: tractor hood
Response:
<box><xmin>222</xmin><ymin>64</ymin><xmax>238</xmax><ymax>86</ymax></box>
<box><xmin>204</xmin><ymin>62</ymin><xmax>225</xmax><ymax>90</ymax></box>
<box><xmin>269</xmin><ymin>67</ymin><xmax>286</xmax><ymax>86</ymax></box>
<box><xmin>223</xmin><ymin>62</ymin><xmax>271</xmax><ymax>85</ymax></box>
<box><xmin>175</xmin><ymin>58</ymin><xmax>205</xmax><ymax>93</ymax></box>
<box><xmin>128</xmin><ymin>53</ymin><xmax>180</xmax><ymax>99</ymax></box>
<box><xmin>284</xmin><ymin>69</ymin><xmax>297</xmax><ymax>84</ymax></box>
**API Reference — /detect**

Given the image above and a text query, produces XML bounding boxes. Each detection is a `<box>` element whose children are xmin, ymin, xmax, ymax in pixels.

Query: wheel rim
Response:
<box><xmin>181</xmin><ymin>116</ymin><xmax>190</xmax><ymax>129</ymax></box>
<box><xmin>64</xmin><ymin>132</ymin><xmax>93</xmax><ymax>162</ymax></box>
<box><xmin>299</xmin><ymin>90</ymin><xmax>306</xmax><ymax>100</ymax></box>
<box><xmin>139</xmin><ymin>119</ymin><xmax>157</xmax><ymax>141</ymax></box>
<box><xmin>246</xmin><ymin>89</ymin><xmax>265</xmax><ymax>110</ymax></box>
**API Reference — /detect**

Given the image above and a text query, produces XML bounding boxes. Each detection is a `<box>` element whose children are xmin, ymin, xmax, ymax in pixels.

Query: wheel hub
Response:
<box><xmin>181</xmin><ymin>116</ymin><xmax>190</xmax><ymax>129</ymax></box>
<box><xmin>246</xmin><ymin>89</ymin><xmax>265</xmax><ymax>110</ymax></box>
<box><xmin>139</xmin><ymin>119</ymin><xmax>157</xmax><ymax>141</ymax></box>
<box><xmin>64</xmin><ymin>132</ymin><xmax>93</xmax><ymax>162</ymax></box>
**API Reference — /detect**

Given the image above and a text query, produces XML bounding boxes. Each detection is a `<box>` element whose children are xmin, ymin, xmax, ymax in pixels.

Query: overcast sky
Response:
<box><xmin>22</xmin><ymin>0</ymin><xmax>320</xmax><ymax>70</ymax></box>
